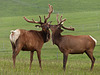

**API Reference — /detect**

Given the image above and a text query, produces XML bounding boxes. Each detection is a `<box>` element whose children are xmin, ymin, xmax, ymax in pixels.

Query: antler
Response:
<box><xmin>23</xmin><ymin>16</ymin><xmax>43</xmax><ymax>24</ymax></box>
<box><xmin>56</xmin><ymin>14</ymin><xmax>75</xmax><ymax>31</ymax></box>
<box><xmin>44</xmin><ymin>4</ymin><xmax>53</xmax><ymax>23</ymax></box>
<box><xmin>24</xmin><ymin>4</ymin><xmax>53</xmax><ymax>25</ymax></box>
<box><xmin>56</xmin><ymin>14</ymin><xmax>60</xmax><ymax>24</ymax></box>
<box><xmin>56</xmin><ymin>14</ymin><xmax>66</xmax><ymax>25</ymax></box>
<box><xmin>62</xmin><ymin>26</ymin><xmax>75</xmax><ymax>31</ymax></box>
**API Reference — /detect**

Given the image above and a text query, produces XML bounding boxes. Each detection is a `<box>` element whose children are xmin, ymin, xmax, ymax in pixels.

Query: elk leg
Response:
<box><xmin>37</xmin><ymin>51</ymin><xmax>42</xmax><ymax>69</ymax></box>
<box><xmin>12</xmin><ymin>49</ymin><xmax>20</xmax><ymax>68</ymax></box>
<box><xmin>85</xmin><ymin>51</ymin><xmax>95</xmax><ymax>71</ymax></box>
<box><xmin>30</xmin><ymin>51</ymin><xmax>34</xmax><ymax>70</ymax></box>
<box><xmin>63</xmin><ymin>53</ymin><xmax>68</xmax><ymax>71</ymax></box>
<box><xmin>12</xmin><ymin>44</ymin><xmax>22</xmax><ymax>68</ymax></box>
<box><xmin>12</xmin><ymin>50</ymin><xmax>16</xmax><ymax>68</ymax></box>
<box><xmin>11</xmin><ymin>42</ymin><xmax>16</xmax><ymax>51</ymax></box>
<box><xmin>11</xmin><ymin>43</ymin><xmax>16</xmax><ymax>68</ymax></box>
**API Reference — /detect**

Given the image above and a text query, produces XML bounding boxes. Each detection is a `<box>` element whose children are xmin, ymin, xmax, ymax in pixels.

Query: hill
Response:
<box><xmin>0</xmin><ymin>0</ymin><xmax>100</xmax><ymax>17</ymax></box>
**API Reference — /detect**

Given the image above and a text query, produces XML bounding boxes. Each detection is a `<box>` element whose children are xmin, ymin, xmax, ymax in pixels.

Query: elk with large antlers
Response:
<box><xmin>49</xmin><ymin>14</ymin><xmax>97</xmax><ymax>71</ymax></box>
<box><xmin>10</xmin><ymin>4</ymin><xmax>53</xmax><ymax>69</ymax></box>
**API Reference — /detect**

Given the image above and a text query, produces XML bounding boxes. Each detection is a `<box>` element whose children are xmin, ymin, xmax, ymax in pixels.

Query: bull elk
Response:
<box><xmin>10</xmin><ymin>4</ymin><xmax>53</xmax><ymax>69</ymax></box>
<box><xmin>49</xmin><ymin>14</ymin><xmax>97</xmax><ymax>71</ymax></box>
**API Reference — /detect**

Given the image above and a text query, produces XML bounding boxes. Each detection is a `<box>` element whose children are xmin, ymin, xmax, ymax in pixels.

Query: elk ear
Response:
<box><xmin>48</xmin><ymin>21</ymin><xmax>52</xmax><ymax>24</ymax></box>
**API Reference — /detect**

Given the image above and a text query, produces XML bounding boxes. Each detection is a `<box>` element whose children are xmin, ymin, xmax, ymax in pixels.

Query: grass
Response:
<box><xmin>0</xmin><ymin>0</ymin><xmax>100</xmax><ymax>75</ymax></box>
<box><xmin>0</xmin><ymin>46</ymin><xmax>100</xmax><ymax>75</ymax></box>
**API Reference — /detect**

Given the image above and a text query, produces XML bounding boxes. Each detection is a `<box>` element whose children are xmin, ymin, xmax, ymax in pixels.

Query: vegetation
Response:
<box><xmin>0</xmin><ymin>0</ymin><xmax>100</xmax><ymax>75</ymax></box>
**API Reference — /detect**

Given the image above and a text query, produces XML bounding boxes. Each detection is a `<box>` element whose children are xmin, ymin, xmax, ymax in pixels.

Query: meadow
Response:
<box><xmin>0</xmin><ymin>0</ymin><xmax>100</xmax><ymax>75</ymax></box>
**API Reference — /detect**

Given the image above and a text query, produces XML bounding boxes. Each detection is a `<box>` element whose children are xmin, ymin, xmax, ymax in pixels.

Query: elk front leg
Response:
<box><xmin>63</xmin><ymin>53</ymin><xmax>68</xmax><ymax>71</ymax></box>
<box><xmin>30</xmin><ymin>51</ymin><xmax>34</xmax><ymax>70</ymax></box>
<box><xmin>37</xmin><ymin>51</ymin><xmax>42</xmax><ymax>69</ymax></box>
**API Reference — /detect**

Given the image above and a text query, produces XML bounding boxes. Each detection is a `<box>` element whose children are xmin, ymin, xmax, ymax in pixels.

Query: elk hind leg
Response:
<box><xmin>11</xmin><ymin>43</ymin><xmax>16</xmax><ymax>68</ymax></box>
<box><xmin>85</xmin><ymin>50</ymin><xmax>95</xmax><ymax>71</ymax></box>
<box><xmin>12</xmin><ymin>45</ymin><xmax>22</xmax><ymax>68</ymax></box>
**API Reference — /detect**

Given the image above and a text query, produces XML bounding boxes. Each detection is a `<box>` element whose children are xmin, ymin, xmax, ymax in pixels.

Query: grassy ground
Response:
<box><xmin>0</xmin><ymin>46</ymin><xmax>100</xmax><ymax>75</ymax></box>
<box><xmin>0</xmin><ymin>0</ymin><xmax>100</xmax><ymax>75</ymax></box>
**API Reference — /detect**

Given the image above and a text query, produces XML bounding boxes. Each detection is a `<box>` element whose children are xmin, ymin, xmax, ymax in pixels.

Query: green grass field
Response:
<box><xmin>0</xmin><ymin>0</ymin><xmax>100</xmax><ymax>75</ymax></box>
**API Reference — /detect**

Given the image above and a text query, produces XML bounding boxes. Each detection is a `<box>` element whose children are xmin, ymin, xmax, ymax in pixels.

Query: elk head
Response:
<box><xmin>23</xmin><ymin>4</ymin><xmax>53</xmax><ymax>42</ymax></box>
<box><xmin>49</xmin><ymin>14</ymin><xmax>75</xmax><ymax>34</ymax></box>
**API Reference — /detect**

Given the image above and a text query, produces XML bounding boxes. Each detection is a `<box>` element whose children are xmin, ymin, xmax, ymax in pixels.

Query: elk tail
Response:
<box><xmin>89</xmin><ymin>35</ymin><xmax>97</xmax><ymax>45</ymax></box>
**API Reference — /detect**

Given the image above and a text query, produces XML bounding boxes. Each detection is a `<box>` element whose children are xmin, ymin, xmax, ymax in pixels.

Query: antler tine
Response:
<box><xmin>60</xmin><ymin>18</ymin><xmax>66</xmax><ymax>24</ymax></box>
<box><xmin>44</xmin><ymin>16</ymin><xmax>46</xmax><ymax>20</ymax></box>
<box><xmin>44</xmin><ymin>4</ymin><xmax>53</xmax><ymax>23</ymax></box>
<box><xmin>56</xmin><ymin>14</ymin><xmax>66</xmax><ymax>25</ymax></box>
<box><xmin>24</xmin><ymin>17</ymin><xmax>34</xmax><ymax>23</ymax></box>
<box><xmin>59</xmin><ymin>15</ymin><xmax>66</xmax><ymax>25</ymax></box>
<box><xmin>39</xmin><ymin>16</ymin><xmax>42</xmax><ymax>23</ymax></box>
<box><xmin>62</xmin><ymin>26</ymin><xmax>75</xmax><ymax>31</ymax></box>
<box><xmin>59</xmin><ymin>18</ymin><xmax>66</xmax><ymax>25</ymax></box>
<box><xmin>56</xmin><ymin>14</ymin><xmax>60</xmax><ymax>24</ymax></box>
<box><xmin>23</xmin><ymin>16</ymin><xmax>43</xmax><ymax>24</ymax></box>
<box><xmin>60</xmin><ymin>15</ymin><xmax>62</xmax><ymax>22</ymax></box>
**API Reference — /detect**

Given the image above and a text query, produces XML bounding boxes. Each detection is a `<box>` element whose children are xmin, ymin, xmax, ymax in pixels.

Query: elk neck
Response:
<box><xmin>40</xmin><ymin>30</ymin><xmax>50</xmax><ymax>43</ymax></box>
<box><xmin>52</xmin><ymin>31</ymin><xmax>62</xmax><ymax>45</ymax></box>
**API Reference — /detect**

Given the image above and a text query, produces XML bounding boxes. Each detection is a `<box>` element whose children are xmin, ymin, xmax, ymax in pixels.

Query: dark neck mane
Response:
<box><xmin>52</xmin><ymin>32</ymin><xmax>62</xmax><ymax>45</ymax></box>
<box><xmin>40</xmin><ymin>30</ymin><xmax>50</xmax><ymax>43</ymax></box>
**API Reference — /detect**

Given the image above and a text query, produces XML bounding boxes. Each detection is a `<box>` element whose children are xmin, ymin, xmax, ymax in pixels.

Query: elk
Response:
<box><xmin>49</xmin><ymin>14</ymin><xmax>97</xmax><ymax>71</ymax></box>
<box><xmin>10</xmin><ymin>4</ymin><xmax>53</xmax><ymax>69</ymax></box>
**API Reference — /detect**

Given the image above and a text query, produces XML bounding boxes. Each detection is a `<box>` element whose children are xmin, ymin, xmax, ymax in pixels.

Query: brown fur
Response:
<box><xmin>49</xmin><ymin>25</ymin><xmax>96</xmax><ymax>71</ymax></box>
<box><xmin>10</xmin><ymin>29</ymin><xmax>50</xmax><ymax>69</ymax></box>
